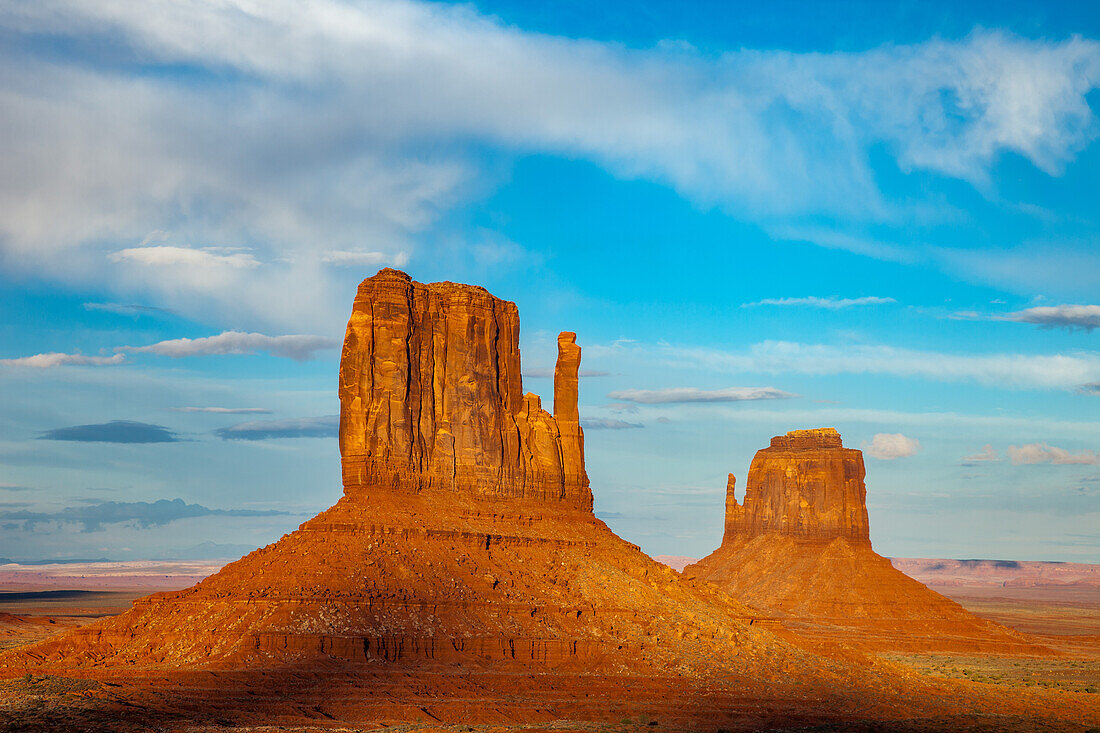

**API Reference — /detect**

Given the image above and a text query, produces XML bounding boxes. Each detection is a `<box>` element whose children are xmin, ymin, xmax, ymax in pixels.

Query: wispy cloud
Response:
<box><xmin>1003</xmin><ymin>305</ymin><xmax>1100</xmax><ymax>331</ymax></box>
<box><xmin>580</xmin><ymin>418</ymin><xmax>643</xmax><ymax>430</ymax></box>
<box><xmin>214</xmin><ymin>415</ymin><xmax>338</xmax><ymax>440</ymax></box>
<box><xmin>83</xmin><ymin>302</ymin><xmax>173</xmax><ymax>317</ymax></box>
<box><xmin>39</xmin><ymin>421</ymin><xmax>179</xmax><ymax>444</ymax></box>
<box><xmin>642</xmin><ymin>341</ymin><xmax>1100</xmax><ymax>390</ymax></box>
<box><xmin>320</xmin><ymin>250</ymin><xmax>409</xmax><ymax>268</ymax></box>
<box><xmin>961</xmin><ymin>445</ymin><xmax>1000</xmax><ymax>464</ymax></box>
<box><xmin>171</xmin><ymin>407</ymin><xmax>272</xmax><ymax>414</ymax></box>
<box><xmin>742</xmin><ymin>296</ymin><xmax>896</xmax><ymax>309</ymax></box>
<box><xmin>0</xmin><ymin>353</ymin><xmax>125</xmax><ymax>368</ymax></box>
<box><xmin>863</xmin><ymin>433</ymin><xmax>920</xmax><ymax>460</ymax></box>
<box><xmin>109</xmin><ymin>246</ymin><xmax>260</xmax><ymax>269</ymax></box>
<box><xmin>606</xmin><ymin>386</ymin><xmax>797</xmax><ymax>404</ymax></box>
<box><xmin>119</xmin><ymin>331</ymin><xmax>338</xmax><ymax>362</ymax></box>
<box><xmin>1008</xmin><ymin>443</ymin><xmax>1100</xmax><ymax>465</ymax></box>
<box><xmin>0</xmin><ymin>498</ymin><xmax>290</xmax><ymax>532</ymax></box>
<box><xmin>0</xmin><ymin>2</ymin><xmax>1097</xmax><ymax>325</ymax></box>
<box><xmin>1082</xmin><ymin>383</ymin><xmax>1100</xmax><ymax>396</ymax></box>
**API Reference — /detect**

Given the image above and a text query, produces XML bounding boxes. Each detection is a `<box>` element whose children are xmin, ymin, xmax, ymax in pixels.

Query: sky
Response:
<box><xmin>0</xmin><ymin>0</ymin><xmax>1098</xmax><ymax>563</ymax></box>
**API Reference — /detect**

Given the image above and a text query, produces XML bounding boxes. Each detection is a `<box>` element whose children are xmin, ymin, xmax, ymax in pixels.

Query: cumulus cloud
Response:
<box><xmin>40</xmin><ymin>421</ymin><xmax>179</xmax><ymax>443</ymax></box>
<box><xmin>645</xmin><ymin>341</ymin><xmax>1100</xmax><ymax>390</ymax></box>
<box><xmin>863</xmin><ymin>433</ymin><xmax>920</xmax><ymax>459</ymax></box>
<box><xmin>0</xmin><ymin>498</ymin><xmax>290</xmax><ymax>532</ymax></box>
<box><xmin>119</xmin><ymin>331</ymin><xmax>338</xmax><ymax>362</ymax></box>
<box><xmin>606</xmin><ymin>386</ymin><xmax>797</xmax><ymax>404</ymax></box>
<box><xmin>580</xmin><ymin>418</ymin><xmax>643</xmax><ymax>430</ymax></box>
<box><xmin>214</xmin><ymin>415</ymin><xmax>339</xmax><ymax>440</ymax></box>
<box><xmin>0</xmin><ymin>3</ymin><xmax>1098</xmax><ymax>326</ymax></box>
<box><xmin>961</xmin><ymin>445</ymin><xmax>1000</xmax><ymax>464</ymax></box>
<box><xmin>171</xmin><ymin>407</ymin><xmax>272</xmax><ymax>414</ymax></box>
<box><xmin>1081</xmin><ymin>383</ymin><xmax>1100</xmax><ymax>395</ymax></box>
<box><xmin>1007</xmin><ymin>443</ymin><xmax>1100</xmax><ymax>465</ymax></box>
<box><xmin>1004</xmin><ymin>305</ymin><xmax>1100</xmax><ymax>331</ymax></box>
<box><xmin>742</xmin><ymin>296</ymin><xmax>896</xmax><ymax>309</ymax></box>
<box><xmin>0</xmin><ymin>352</ymin><xmax>125</xmax><ymax>368</ymax></box>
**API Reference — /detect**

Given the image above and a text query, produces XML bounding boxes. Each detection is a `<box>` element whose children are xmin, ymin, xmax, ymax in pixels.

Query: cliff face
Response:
<box><xmin>339</xmin><ymin>268</ymin><xmax>589</xmax><ymax>508</ymax></box>
<box><xmin>725</xmin><ymin>428</ymin><xmax>869</xmax><ymax>543</ymax></box>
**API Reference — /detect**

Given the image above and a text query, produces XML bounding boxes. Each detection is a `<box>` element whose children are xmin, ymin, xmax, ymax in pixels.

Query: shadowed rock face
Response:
<box><xmin>339</xmin><ymin>269</ymin><xmax>589</xmax><ymax>507</ymax></box>
<box><xmin>726</xmin><ymin>428</ymin><xmax>869</xmax><ymax>543</ymax></box>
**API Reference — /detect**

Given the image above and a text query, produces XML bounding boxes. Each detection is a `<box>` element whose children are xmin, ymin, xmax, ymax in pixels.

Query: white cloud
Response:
<box><xmin>0</xmin><ymin>353</ymin><xmax>125</xmax><ymax>368</ymax></box>
<box><xmin>119</xmin><ymin>331</ymin><xmax>338</xmax><ymax>362</ymax></box>
<box><xmin>606</xmin><ymin>386</ymin><xmax>797</xmax><ymax>404</ymax></box>
<box><xmin>109</xmin><ymin>246</ymin><xmax>260</xmax><ymax>269</ymax></box>
<box><xmin>0</xmin><ymin>3</ymin><xmax>1097</xmax><ymax>325</ymax></box>
<box><xmin>1003</xmin><ymin>305</ymin><xmax>1100</xmax><ymax>331</ymax></box>
<box><xmin>863</xmin><ymin>433</ymin><xmax>920</xmax><ymax>460</ymax></box>
<box><xmin>214</xmin><ymin>415</ymin><xmax>338</xmax><ymax>440</ymax></box>
<box><xmin>1008</xmin><ymin>443</ymin><xmax>1100</xmax><ymax>465</ymax></box>
<box><xmin>962</xmin><ymin>445</ymin><xmax>1000</xmax><ymax>463</ymax></box>
<box><xmin>644</xmin><ymin>340</ymin><xmax>1100</xmax><ymax>390</ymax></box>
<box><xmin>742</xmin><ymin>296</ymin><xmax>896</xmax><ymax>309</ymax></box>
<box><xmin>320</xmin><ymin>250</ymin><xmax>409</xmax><ymax>268</ymax></box>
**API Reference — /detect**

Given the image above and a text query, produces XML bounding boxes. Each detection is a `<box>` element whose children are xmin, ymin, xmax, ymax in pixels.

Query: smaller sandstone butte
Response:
<box><xmin>725</xmin><ymin>428</ymin><xmax>868</xmax><ymax>542</ymax></box>
<box><xmin>686</xmin><ymin>429</ymin><xmax>1049</xmax><ymax>654</ymax></box>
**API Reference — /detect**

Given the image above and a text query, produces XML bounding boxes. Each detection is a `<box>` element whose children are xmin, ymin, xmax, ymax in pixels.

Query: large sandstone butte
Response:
<box><xmin>0</xmin><ymin>273</ymin><xmax>832</xmax><ymax>685</ymax></box>
<box><xmin>3</xmin><ymin>273</ymin><xmax>1089</xmax><ymax>731</ymax></box>
<box><xmin>686</xmin><ymin>429</ymin><xmax>1048</xmax><ymax>654</ymax></box>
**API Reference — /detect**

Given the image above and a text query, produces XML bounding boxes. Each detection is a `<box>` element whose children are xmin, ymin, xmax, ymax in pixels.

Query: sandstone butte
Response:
<box><xmin>685</xmin><ymin>428</ymin><xmax>1050</xmax><ymax>655</ymax></box>
<box><xmin>0</xmin><ymin>270</ymin><xmax>1092</xmax><ymax>731</ymax></box>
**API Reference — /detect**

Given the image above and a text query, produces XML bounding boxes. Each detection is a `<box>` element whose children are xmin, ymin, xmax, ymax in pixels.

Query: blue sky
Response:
<box><xmin>0</xmin><ymin>0</ymin><xmax>1097</xmax><ymax>563</ymax></box>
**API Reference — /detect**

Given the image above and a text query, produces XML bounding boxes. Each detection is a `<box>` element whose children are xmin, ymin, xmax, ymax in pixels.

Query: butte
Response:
<box><xmin>0</xmin><ymin>272</ymin><xmax>1088</xmax><ymax>730</ymax></box>
<box><xmin>685</xmin><ymin>428</ymin><xmax>1050</xmax><ymax>654</ymax></box>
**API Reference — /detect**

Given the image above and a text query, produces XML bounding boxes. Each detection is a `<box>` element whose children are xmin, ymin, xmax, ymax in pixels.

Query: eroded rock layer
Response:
<box><xmin>688</xmin><ymin>429</ymin><xmax>1048</xmax><ymax>654</ymax></box>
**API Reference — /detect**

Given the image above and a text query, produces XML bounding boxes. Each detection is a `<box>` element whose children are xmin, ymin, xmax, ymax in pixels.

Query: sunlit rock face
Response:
<box><xmin>339</xmin><ymin>268</ymin><xmax>590</xmax><ymax>508</ymax></box>
<box><xmin>724</xmin><ymin>428</ymin><xmax>869</xmax><ymax>544</ymax></box>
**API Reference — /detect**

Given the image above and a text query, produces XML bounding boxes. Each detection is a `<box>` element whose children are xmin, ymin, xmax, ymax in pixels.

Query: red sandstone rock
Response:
<box><xmin>0</xmin><ymin>270</ymin><xmax>805</xmax><ymax>677</ymax></box>
<box><xmin>339</xmin><ymin>269</ymin><xmax>590</xmax><ymax>507</ymax></box>
<box><xmin>687</xmin><ymin>428</ymin><xmax>1049</xmax><ymax>654</ymax></box>
<box><xmin>726</xmin><ymin>428</ymin><xmax>869</xmax><ymax>542</ymax></box>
